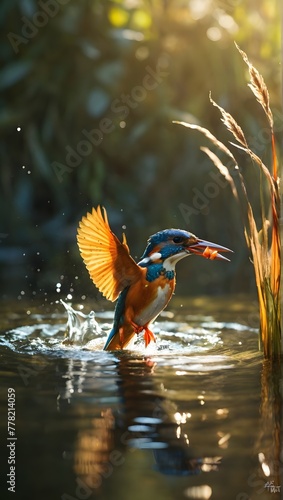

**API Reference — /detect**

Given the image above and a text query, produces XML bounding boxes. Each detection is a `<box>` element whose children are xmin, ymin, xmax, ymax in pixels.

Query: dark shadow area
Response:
<box><xmin>0</xmin><ymin>0</ymin><xmax>281</xmax><ymax>299</ymax></box>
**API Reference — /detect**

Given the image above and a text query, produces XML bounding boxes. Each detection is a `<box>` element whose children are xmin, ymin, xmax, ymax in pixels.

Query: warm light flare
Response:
<box><xmin>258</xmin><ymin>452</ymin><xmax>271</xmax><ymax>477</ymax></box>
<box><xmin>174</xmin><ymin>411</ymin><xmax>191</xmax><ymax>424</ymax></box>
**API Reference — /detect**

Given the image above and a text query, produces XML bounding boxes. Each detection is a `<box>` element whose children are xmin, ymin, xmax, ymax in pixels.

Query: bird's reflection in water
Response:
<box><xmin>116</xmin><ymin>357</ymin><xmax>221</xmax><ymax>475</ymax></box>
<box><xmin>60</xmin><ymin>355</ymin><xmax>221</xmax><ymax>490</ymax></box>
<box><xmin>73</xmin><ymin>407</ymin><xmax>116</xmax><ymax>489</ymax></box>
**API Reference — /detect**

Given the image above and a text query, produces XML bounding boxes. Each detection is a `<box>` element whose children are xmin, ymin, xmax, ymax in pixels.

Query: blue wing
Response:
<box><xmin>103</xmin><ymin>288</ymin><xmax>129</xmax><ymax>350</ymax></box>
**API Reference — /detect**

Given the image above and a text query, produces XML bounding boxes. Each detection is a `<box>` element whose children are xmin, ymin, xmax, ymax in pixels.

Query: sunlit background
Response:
<box><xmin>0</xmin><ymin>0</ymin><xmax>281</xmax><ymax>300</ymax></box>
<box><xmin>0</xmin><ymin>4</ymin><xmax>282</xmax><ymax>499</ymax></box>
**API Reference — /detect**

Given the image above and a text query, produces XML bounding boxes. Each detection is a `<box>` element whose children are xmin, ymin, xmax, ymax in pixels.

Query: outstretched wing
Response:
<box><xmin>77</xmin><ymin>206</ymin><xmax>142</xmax><ymax>301</ymax></box>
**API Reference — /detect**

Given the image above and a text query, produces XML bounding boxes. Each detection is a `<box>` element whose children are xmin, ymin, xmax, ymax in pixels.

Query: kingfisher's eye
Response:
<box><xmin>173</xmin><ymin>236</ymin><xmax>184</xmax><ymax>244</ymax></box>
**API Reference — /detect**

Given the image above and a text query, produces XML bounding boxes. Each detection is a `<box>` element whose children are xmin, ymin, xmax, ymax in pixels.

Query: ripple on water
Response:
<box><xmin>2</xmin><ymin>301</ymin><xmax>258</xmax><ymax>369</ymax></box>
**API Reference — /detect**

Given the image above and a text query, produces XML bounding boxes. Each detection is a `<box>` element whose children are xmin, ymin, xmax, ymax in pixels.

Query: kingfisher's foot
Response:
<box><xmin>130</xmin><ymin>321</ymin><xmax>156</xmax><ymax>347</ymax></box>
<box><xmin>144</xmin><ymin>327</ymin><xmax>156</xmax><ymax>347</ymax></box>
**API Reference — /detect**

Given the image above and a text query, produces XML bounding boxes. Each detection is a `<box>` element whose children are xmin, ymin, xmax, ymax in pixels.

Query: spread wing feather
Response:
<box><xmin>77</xmin><ymin>206</ymin><xmax>142</xmax><ymax>301</ymax></box>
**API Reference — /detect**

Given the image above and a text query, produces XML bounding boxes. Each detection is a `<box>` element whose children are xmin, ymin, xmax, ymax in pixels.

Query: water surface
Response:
<box><xmin>0</xmin><ymin>296</ymin><xmax>281</xmax><ymax>500</ymax></box>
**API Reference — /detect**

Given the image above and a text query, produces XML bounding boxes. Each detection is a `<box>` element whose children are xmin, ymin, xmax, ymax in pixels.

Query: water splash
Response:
<box><xmin>1</xmin><ymin>299</ymin><xmax>259</xmax><ymax>369</ymax></box>
<box><xmin>60</xmin><ymin>299</ymin><xmax>101</xmax><ymax>345</ymax></box>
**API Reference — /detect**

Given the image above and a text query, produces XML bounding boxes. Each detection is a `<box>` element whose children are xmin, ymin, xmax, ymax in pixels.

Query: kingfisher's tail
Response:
<box><xmin>103</xmin><ymin>323</ymin><xmax>136</xmax><ymax>351</ymax></box>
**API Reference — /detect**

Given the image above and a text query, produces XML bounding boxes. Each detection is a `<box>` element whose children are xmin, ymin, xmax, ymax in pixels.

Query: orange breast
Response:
<box><xmin>124</xmin><ymin>274</ymin><xmax>175</xmax><ymax>327</ymax></box>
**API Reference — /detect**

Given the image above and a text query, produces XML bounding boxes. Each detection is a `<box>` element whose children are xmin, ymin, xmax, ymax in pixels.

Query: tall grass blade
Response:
<box><xmin>174</xmin><ymin>47</ymin><xmax>281</xmax><ymax>359</ymax></box>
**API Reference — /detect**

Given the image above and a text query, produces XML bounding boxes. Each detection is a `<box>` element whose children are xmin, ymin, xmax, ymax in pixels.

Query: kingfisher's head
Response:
<box><xmin>138</xmin><ymin>229</ymin><xmax>232</xmax><ymax>269</ymax></box>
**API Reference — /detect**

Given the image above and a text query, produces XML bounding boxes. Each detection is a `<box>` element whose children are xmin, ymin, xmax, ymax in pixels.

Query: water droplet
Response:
<box><xmin>66</xmin><ymin>293</ymin><xmax>72</xmax><ymax>300</ymax></box>
<box><xmin>22</xmin><ymin>165</ymin><xmax>25</xmax><ymax>169</ymax></box>
<box><xmin>17</xmin><ymin>127</ymin><xmax>21</xmax><ymax>132</ymax></box>
<box><xmin>122</xmin><ymin>225</ymin><xmax>126</xmax><ymax>230</ymax></box>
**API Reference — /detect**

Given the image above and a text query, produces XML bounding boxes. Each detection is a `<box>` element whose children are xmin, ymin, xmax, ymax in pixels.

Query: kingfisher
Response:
<box><xmin>77</xmin><ymin>206</ymin><xmax>232</xmax><ymax>351</ymax></box>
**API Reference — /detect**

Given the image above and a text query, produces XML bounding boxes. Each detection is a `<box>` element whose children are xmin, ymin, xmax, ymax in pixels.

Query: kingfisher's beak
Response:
<box><xmin>187</xmin><ymin>239</ymin><xmax>233</xmax><ymax>262</ymax></box>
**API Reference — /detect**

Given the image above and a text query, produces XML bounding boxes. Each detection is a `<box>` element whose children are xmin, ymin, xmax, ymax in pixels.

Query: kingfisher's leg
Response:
<box><xmin>130</xmin><ymin>320</ymin><xmax>144</xmax><ymax>334</ymax></box>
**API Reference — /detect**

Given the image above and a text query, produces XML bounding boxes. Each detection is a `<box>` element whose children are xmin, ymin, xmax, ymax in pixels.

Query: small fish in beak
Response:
<box><xmin>188</xmin><ymin>239</ymin><xmax>233</xmax><ymax>262</ymax></box>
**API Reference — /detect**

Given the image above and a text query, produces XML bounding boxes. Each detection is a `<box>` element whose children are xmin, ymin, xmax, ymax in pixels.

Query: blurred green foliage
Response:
<box><xmin>0</xmin><ymin>0</ymin><xmax>281</xmax><ymax>300</ymax></box>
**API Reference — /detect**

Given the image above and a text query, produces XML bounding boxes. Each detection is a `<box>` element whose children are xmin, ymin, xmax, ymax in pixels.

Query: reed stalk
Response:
<box><xmin>174</xmin><ymin>44</ymin><xmax>281</xmax><ymax>359</ymax></box>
